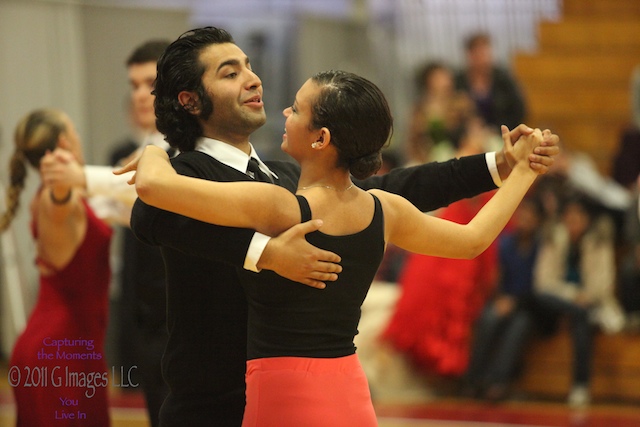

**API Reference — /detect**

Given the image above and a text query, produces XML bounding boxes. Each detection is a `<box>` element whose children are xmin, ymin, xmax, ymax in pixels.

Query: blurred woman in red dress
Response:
<box><xmin>382</xmin><ymin>116</ymin><xmax>500</xmax><ymax>377</ymax></box>
<box><xmin>1</xmin><ymin>109</ymin><xmax>112</xmax><ymax>426</ymax></box>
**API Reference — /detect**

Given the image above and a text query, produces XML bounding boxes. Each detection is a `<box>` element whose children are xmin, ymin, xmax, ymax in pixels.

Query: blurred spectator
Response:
<box><xmin>533</xmin><ymin>195</ymin><xmax>625</xmax><ymax>407</ymax></box>
<box><xmin>612</xmin><ymin>127</ymin><xmax>640</xmax><ymax>190</ymax></box>
<box><xmin>382</xmin><ymin>117</ymin><xmax>499</xmax><ymax>377</ymax></box>
<box><xmin>632</xmin><ymin>64</ymin><xmax>640</xmax><ymax>130</ymax></box>
<box><xmin>405</xmin><ymin>61</ymin><xmax>476</xmax><ymax>164</ymax></box>
<box><xmin>463</xmin><ymin>196</ymin><xmax>544</xmax><ymax>402</ymax></box>
<box><xmin>454</xmin><ymin>32</ymin><xmax>526</xmax><ymax>132</ymax></box>
<box><xmin>618</xmin><ymin>176</ymin><xmax>640</xmax><ymax>318</ymax></box>
<box><xmin>611</xmin><ymin>65</ymin><xmax>640</xmax><ymax>190</ymax></box>
<box><xmin>541</xmin><ymin>148</ymin><xmax>631</xmax><ymax>241</ymax></box>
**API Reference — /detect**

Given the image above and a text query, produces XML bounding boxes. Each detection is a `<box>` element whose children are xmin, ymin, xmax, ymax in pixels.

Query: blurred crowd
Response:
<box><xmin>369</xmin><ymin>35</ymin><xmax>640</xmax><ymax>408</ymax></box>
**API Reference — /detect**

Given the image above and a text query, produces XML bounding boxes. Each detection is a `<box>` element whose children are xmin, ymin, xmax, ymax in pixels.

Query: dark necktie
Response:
<box><xmin>246</xmin><ymin>157</ymin><xmax>273</xmax><ymax>183</ymax></box>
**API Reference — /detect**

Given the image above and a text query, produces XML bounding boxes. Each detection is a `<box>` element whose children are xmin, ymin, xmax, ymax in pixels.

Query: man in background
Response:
<box><xmin>455</xmin><ymin>32</ymin><xmax>527</xmax><ymax>131</ymax></box>
<box><xmin>108</xmin><ymin>40</ymin><xmax>172</xmax><ymax>427</ymax></box>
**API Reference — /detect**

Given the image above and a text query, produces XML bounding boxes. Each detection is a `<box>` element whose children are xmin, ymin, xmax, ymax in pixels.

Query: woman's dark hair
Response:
<box><xmin>309</xmin><ymin>70</ymin><xmax>393</xmax><ymax>179</ymax></box>
<box><xmin>154</xmin><ymin>27</ymin><xmax>234</xmax><ymax>152</ymax></box>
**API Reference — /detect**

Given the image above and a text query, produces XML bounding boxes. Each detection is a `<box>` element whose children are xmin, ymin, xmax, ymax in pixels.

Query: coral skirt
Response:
<box><xmin>242</xmin><ymin>354</ymin><xmax>377</xmax><ymax>427</ymax></box>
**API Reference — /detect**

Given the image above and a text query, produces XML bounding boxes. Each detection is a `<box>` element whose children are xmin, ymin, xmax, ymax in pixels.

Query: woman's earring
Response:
<box><xmin>311</xmin><ymin>142</ymin><xmax>319</xmax><ymax>148</ymax></box>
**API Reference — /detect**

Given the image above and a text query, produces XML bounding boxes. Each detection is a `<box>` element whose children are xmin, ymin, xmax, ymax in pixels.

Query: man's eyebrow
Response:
<box><xmin>216</xmin><ymin>57</ymin><xmax>250</xmax><ymax>73</ymax></box>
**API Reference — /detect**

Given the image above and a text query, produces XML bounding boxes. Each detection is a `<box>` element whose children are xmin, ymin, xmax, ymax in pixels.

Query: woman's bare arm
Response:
<box><xmin>376</xmin><ymin>126</ymin><xmax>541</xmax><ymax>259</ymax></box>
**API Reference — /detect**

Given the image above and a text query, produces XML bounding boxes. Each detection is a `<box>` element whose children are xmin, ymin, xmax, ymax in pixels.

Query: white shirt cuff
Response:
<box><xmin>244</xmin><ymin>232</ymin><xmax>271</xmax><ymax>272</ymax></box>
<box><xmin>85</xmin><ymin>165</ymin><xmax>135</xmax><ymax>197</ymax></box>
<box><xmin>85</xmin><ymin>165</ymin><xmax>138</xmax><ymax>222</ymax></box>
<box><xmin>486</xmin><ymin>152</ymin><xmax>503</xmax><ymax>188</ymax></box>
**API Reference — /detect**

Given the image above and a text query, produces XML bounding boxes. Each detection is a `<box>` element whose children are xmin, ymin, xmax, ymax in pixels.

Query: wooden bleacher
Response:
<box><xmin>516</xmin><ymin>326</ymin><xmax>640</xmax><ymax>402</ymax></box>
<box><xmin>513</xmin><ymin>0</ymin><xmax>640</xmax><ymax>175</ymax></box>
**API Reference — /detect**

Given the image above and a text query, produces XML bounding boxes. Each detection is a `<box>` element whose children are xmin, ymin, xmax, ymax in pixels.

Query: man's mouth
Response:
<box><xmin>244</xmin><ymin>95</ymin><xmax>262</xmax><ymax>105</ymax></box>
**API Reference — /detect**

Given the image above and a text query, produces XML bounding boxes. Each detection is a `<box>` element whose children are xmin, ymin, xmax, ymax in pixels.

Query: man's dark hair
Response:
<box><xmin>126</xmin><ymin>40</ymin><xmax>171</xmax><ymax>66</ymax></box>
<box><xmin>154</xmin><ymin>27</ymin><xmax>235</xmax><ymax>152</ymax></box>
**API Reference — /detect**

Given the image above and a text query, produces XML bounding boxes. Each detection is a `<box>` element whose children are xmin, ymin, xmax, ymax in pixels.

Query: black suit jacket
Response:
<box><xmin>131</xmin><ymin>151</ymin><xmax>495</xmax><ymax>427</ymax></box>
<box><xmin>110</xmin><ymin>139</ymin><xmax>167</xmax><ymax>332</ymax></box>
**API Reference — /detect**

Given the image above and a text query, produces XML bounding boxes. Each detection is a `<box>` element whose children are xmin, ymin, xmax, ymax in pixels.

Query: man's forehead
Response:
<box><xmin>201</xmin><ymin>43</ymin><xmax>248</xmax><ymax>68</ymax></box>
<box><xmin>128</xmin><ymin>62</ymin><xmax>157</xmax><ymax>79</ymax></box>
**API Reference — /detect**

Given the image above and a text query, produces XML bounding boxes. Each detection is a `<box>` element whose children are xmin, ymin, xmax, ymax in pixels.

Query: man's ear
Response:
<box><xmin>178</xmin><ymin>91</ymin><xmax>200</xmax><ymax>115</ymax></box>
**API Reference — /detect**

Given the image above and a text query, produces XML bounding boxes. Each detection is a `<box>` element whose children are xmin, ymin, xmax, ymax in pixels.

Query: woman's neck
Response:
<box><xmin>297</xmin><ymin>165</ymin><xmax>352</xmax><ymax>193</ymax></box>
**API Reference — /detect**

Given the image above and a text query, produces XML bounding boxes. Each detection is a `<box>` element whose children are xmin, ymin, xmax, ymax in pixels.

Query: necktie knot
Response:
<box><xmin>247</xmin><ymin>157</ymin><xmax>273</xmax><ymax>183</ymax></box>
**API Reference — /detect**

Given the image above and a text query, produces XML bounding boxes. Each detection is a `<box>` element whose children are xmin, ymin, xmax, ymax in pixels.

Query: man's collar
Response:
<box><xmin>195</xmin><ymin>137</ymin><xmax>277</xmax><ymax>179</ymax></box>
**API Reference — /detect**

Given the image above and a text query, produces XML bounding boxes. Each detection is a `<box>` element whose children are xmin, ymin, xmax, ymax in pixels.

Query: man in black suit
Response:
<box><xmin>130</xmin><ymin>27</ymin><xmax>559</xmax><ymax>427</ymax></box>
